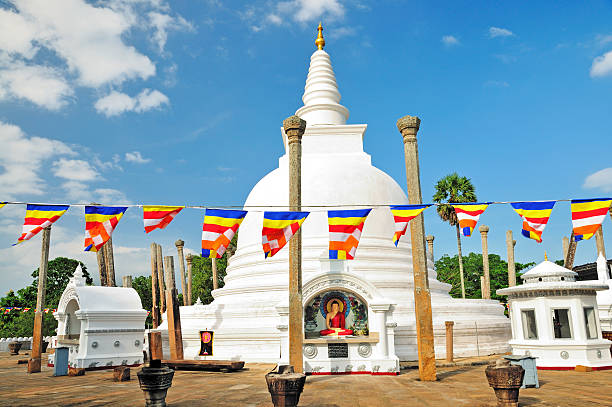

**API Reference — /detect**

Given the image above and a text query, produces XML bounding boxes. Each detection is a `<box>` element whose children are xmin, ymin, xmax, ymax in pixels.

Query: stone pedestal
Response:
<box><xmin>485</xmin><ymin>360</ymin><xmax>524</xmax><ymax>407</ymax></box>
<box><xmin>137</xmin><ymin>363</ymin><xmax>175</xmax><ymax>407</ymax></box>
<box><xmin>265</xmin><ymin>365</ymin><xmax>306</xmax><ymax>407</ymax></box>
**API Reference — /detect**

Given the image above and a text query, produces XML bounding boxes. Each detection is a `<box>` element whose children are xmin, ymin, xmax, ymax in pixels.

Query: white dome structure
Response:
<box><xmin>158</xmin><ymin>27</ymin><xmax>511</xmax><ymax>371</ymax></box>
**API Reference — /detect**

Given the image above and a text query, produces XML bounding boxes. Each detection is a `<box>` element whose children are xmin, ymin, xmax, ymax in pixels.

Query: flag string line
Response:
<box><xmin>0</xmin><ymin>198</ymin><xmax>601</xmax><ymax>213</ymax></box>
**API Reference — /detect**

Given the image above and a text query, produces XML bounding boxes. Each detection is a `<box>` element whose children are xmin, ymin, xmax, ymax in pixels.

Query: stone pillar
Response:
<box><xmin>479</xmin><ymin>225</ymin><xmax>490</xmax><ymax>299</ymax></box>
<box><xmin>122</xmin><ymin>275</ymin><xmax>132</xmax><ymax>288</ymax></box>
<box><xmin>186</xmin><ymin>254</ymin><xmax>193</xmax><ymax>306</ymax></box>
<box><xmin>562</xmin><ymin>236</ymin><xmax>569</xmax><ymax>260</ymax></box>
<box><xmin>211</xmin><ymin>258</ymin><xmax>218</xmax><ymax>291</ymax></box>
<box><xmin>371</xmin><ymin>304</ymin><xmax>391</xmax><ymax>358</ymax></box>
<box><xmin>175</xmin><ymin>239</ymin><xmax>188</xmax><ymax>306</ymax></box>
<box><xmin>426</xmin><ymin>235</ymin><xmax>434</xmax><ymax>266</ymax></box>
<box><xmin>164</xmin><ymin>256</ymin><xmax>183</xmax><ymax>360</ymax></box>
<box><xmin>480</xmin><ymin>276</ymin><xmax>486</xmax><ymax>299</ymax></box>
<box><xmin>506</xmin><ymin>231</ymin><xmax>517</xmax><ymax>287</ymax></box>
<box><xmin>595</xmin><ymin>228</ymin><xmax>606</xmax><ymax>259</ymax></box>
<box><xmin>565</xmin><ymin>233</ymin><xmax>577</xmax><ymax>269</ymax></box>
<box><xmin>28</xmin><ymin>226</ymin><xmax>51</xmax><ymax>373</ymax></box>
<box><xmin>156</xmin><ymin>244</ymin><xmax>166</xmax><ymax>313</ymax></box>
<box><xmin>103</xmin><ymin>236</ymin><xmax>116</xmax><ymax>287</ymax></box>
<box><xmin>150</xmin><ymin>243</ymin><xmax>160</xmax><ymax>328</ymax></box>
<box><xmin>397</xmin><ymin>115</ymin><xmax>436</xmax><ymax>381</ymax></box>
<box><xmin>96</xmin><ymin>245</ymin><xmax>108</xmax><ymax>287</ymax></box>
<box><xmin>445</xmin><ymin>321</ymin><xmax>454</xmax><ymax>363</ymax></box>
<box><xmin>284</xmin><ymin>115</ymin><xmax>306</xmax><ymax>374</ymax></box>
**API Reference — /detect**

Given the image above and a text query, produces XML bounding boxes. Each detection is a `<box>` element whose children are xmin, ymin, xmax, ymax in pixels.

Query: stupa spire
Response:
<box><xmin>295</xmin><ymin>24</ymin><xmax>349</xmax><ymax>126</ymax></box>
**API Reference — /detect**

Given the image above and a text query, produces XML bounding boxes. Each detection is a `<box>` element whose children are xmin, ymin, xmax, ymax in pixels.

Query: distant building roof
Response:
<box><xmin>573</xmin><ymin>259</ymin><xmax>612</xmax><ymax>281</ymax></box>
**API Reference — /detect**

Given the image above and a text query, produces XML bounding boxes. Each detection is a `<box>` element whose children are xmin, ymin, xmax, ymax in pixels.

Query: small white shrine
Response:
<box><xmin>51</xmin><ymin>265</ymin><xmax>147</xmax><ymax>369</ymax></box>
<box><xmin>497</xmin><ymin>259</ymin><xmax>612</xmax><ymax>370</ymax></box>
<box><xmin>595</xmin><ymin>254</ymin><xmax>612</xmax><ymax>333</ymax></box>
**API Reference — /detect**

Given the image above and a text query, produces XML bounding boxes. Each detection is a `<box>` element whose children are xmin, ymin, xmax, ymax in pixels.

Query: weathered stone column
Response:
<box><xmin>479</xmin><ymin>225</ymin><xmax>490</xmax><ymax>299</ymax></box>
<box><xmin>426</xmin><ymin>235</ymin><xmax>434</xmax><ymax>266</ymax></box>
<box><xmin>122</xmin><ymin>275</ymin><xmax>132</xmax><ymax>288</ymax></box>
<box><xmin>186</xmin><ymin>254</ymin><xmax>193</xmax><ymax>306</ymax></box>
<box><xmin>156</xmin><ymin>244</ymin><xmax>166</xmax><ymax>313</ymax></box>
<box><xmin>284</xmin><ymin>115</ymin><xmax>306</xmax><ymax>374</ymax></box>
<box><xmin>445</xmin><ymin>321</ymin><xmax>454</xmax><ymax>363</ymax></box>
<box><xmin>103</xmin><ymin>236</ymin><xmax>116</xmax><ymax>287</ymax></box>
<box><xmin>150</xmin><ymin>243</ymin><xmax>160</xmax><ymax>328</ymax></box>
<box><xmin>562</xmin><ymin>236</ymin><xmax>569</xmax><ymax>261</ymax></box>
<box><xmin>397</xmin><ymin>115</ymin><xmax>436</xmax><ymax>381</ymax></box>
<box><xmin>96</xmin><ymin>245</ymin><xmax>108</xmax><ymax>286</ymax></box>
<box><xmin>565</xmin><ymin>233</ymin><xmax>577</xmax><ymax>269</ymax></box>
<box><xmin>595</xmin><ymin>228</ymin><xmax>606</xmax><ymax>259</ymax></box>
<box><xmin>506</xmin><ymin>231</ymin><xmax>516</xmax><ymax>287</ymax></box>
<box><xmin>164</xmin><ymin>256</ymin><xmax>183</xmax><ymax>360</ymax></box>
<box><xmin>211</xmin><ymin>258</ymin><xmax>218</xmax><ymax>291</ymax></box>
<box><xmin>28</xmin><ymin>226</ymin><xmax>51</xmax><ymax>373</ymax></box>
<box><xmin>175</xmin><ymin>239</ymin><xmax>188</xmax><ymax>306</ymax></box>
<box><xmin>480</xmin><ymin>276</ymin><xmax>486</xmax><ymax>299</ymax></box>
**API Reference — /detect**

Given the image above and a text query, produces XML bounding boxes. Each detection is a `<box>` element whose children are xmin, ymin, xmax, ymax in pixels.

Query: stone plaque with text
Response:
<box><xmin>328</xmin><ymin>343</ymin><xmax>348</xmax><ymax>358</ymax></box>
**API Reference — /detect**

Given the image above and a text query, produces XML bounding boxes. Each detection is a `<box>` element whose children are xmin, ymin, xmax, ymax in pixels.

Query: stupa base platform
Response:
<box><xmin>163</xmin><ymin>359</ymin><xmax>244</xmax><ymax>371</ymax></box>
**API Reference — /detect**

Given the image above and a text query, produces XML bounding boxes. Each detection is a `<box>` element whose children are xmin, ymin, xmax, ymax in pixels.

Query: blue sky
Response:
<box><xmin>1</xmin><ymin>0</ymin><xmax>612</xmax><ymax>294</ymax></box>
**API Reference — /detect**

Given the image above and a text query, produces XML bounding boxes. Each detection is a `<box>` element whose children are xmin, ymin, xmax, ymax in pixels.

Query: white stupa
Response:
<box><xmin>158</xmin><ymin>25</ymin><xmax>511</xmax><ymax>373</ymax></box>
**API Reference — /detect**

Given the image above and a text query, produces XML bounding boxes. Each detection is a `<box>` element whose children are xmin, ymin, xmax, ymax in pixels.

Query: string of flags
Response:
<box><xmin>1</xmin><ymin>198</ymin><xmax>611</xmax><ymax>261</ymax></box>
<box><xmin>1</xmin><ymin>307</ymin><xmax>56</xmax><ymax>314</ymax></box>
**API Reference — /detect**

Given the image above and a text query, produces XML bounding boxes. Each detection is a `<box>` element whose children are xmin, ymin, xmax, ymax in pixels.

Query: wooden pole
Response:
<box><xmin>103</xmin><ymin>236</ymin><xmax>116</xmax><ymax>287</ymax></box>
<box><xmin>284</xmin><ymin>115</ymin><xmax>306</xmax><ymax>373</ymax></box>
<box><xmin>506</xmin><ymin>231</ymin><xmax>516</xmax><ymax>287</ymax></box>
<box><xmin>28</xmin><ymin>226</ymin><xmax>51</xmax><ymax>373</ymax></box>
<box><xmin>397</xmin><ymin>115</ymin><xmax>436</xmax><ymax>381</ymax></box>
<box><xmin>175</xmin><ymin>239</ymin><xmax>188</xmax><ymax>306</ymax></box>
<box><xmin>150</xmin><ymin>243</ymin><xmax>160</xmax><ymax>328</ymax></box>
<box><xmin>164</xmin><ymin>256</ymin><xmax>183</xmax><ymax>360</ymax></box>
<box><xmin>479</xmin><ymin>225</ymin><xmax>490</xmax><ymax>299</ymax></box>
<box><xmin>211</xmin><ymin>258</ymin><xmax>218</xmax><ymax>291</ymax></box>
<box><xmin>186</xmin><ymin>254</ymin><xmax>193</xmax><ymax>306</ymax></box>
<box><xmin>156</xmin><ymin>244</ymin><xmax>166</xmax><ymax>313</ymax></box>
<box><xmin>445</xmin><ymin>321</ymin><xmax>454</xmax><ymax>363</ymax></box>
<box><xmin>595</xmin><ymin>227</ymin><xmax>606</xmax><ymax>259</ymax></box>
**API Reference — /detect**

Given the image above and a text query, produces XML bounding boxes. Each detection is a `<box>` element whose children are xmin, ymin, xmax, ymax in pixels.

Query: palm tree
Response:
<box><xmin>433</xmin><ymin>173</ymin><xmax>477</xmax><ymax>299</ymax></box>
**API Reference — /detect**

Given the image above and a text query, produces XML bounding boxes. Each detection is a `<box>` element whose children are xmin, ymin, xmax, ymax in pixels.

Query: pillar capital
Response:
<box><xmin>175</xmin><ymin>239</ymin><xmax>184</xmax><ymax>248</ymax></box>
<box><xmin>396</xmin><ymin>115</ymin><xmax>421</xmax><ymax>141</ymax></box>
<box><xmin>445</xmin><ymin>320</ymin><xmax>454</xmax><ymax>327</ymax></box>
<box><xmin>425</xmin><ymin>235</ymin><xmax>434</xmax><ymax>243</ymax></box>
<box><xmin>479</xmin><ymin>225</ymin><xmax>490</xmax><ymax>234</ymax></box>
<box><xmin>283</xmin><ymin>115</ymin><xmax>306</xmax><ymax>143</ymax></box>
<box><xmin>185</xmin><ymin>253</ymin><xmax>192</xmax><ymax>264</ymax></box>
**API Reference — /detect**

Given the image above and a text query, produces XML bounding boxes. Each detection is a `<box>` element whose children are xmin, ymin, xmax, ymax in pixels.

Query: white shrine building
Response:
<box><xmin>158</xmin><ymin>27</ymin><xmax>511</xmax><ymax>374</ymax></box>
<box><xmin>497</xmin><ymin>259</ymin><xmax>612</xmax><ymax>370</ymax></box>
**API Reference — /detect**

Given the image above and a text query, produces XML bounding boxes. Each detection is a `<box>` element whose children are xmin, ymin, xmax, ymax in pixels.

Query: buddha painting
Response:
<box><xmin>319</xmin><ymin>299</ymin><xmax>353</xmax><ymax>336</ymax></box>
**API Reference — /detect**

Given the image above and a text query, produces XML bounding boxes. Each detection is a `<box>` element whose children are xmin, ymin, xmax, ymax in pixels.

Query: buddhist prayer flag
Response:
<box><xmin>142</xmin><ymin>205</ymin><xmax>184</xmax><ymax>233</ymax></box>
<box><xmin>571</xmin><ymin>198</ymin><xmax>612</xmax><ymax>241</ymax></box>
<box><xmin>262</xmin><ymin>211</ymin><xmax>310</xmax><ymax>258</ymax></box>
<box><xmin>389</xmin><ymin>205</ymin><xmax>430</xmax><ymax>246</ymax></box>
<box><xmin>22</xmin><ymin>308</ymin><xmax>30</xmax><ymax>313</ymax></box>
<box><xmin>84</xmin><ymin>206</ymin><xmax>128</xmax><ymax>252</ymax></box>
<box><xmin>201</xmin><ymin>208</ymin><xmax>248</xmax><ymax>258</ymax></box>
<box><xmin>328</xmin><ymin>208</ymin><xmax>372</xmax><ymax>259</ymax></box>
<box><xmin>453</xmin><ymin>203</ymin><xmax>490</xmax><ymax>237</ymax></box>
<box><xmin>15</xmin><ymin>204</ymin><xmax>69</xmax><ymax>245</ymax></box>
<box><xmin>511</xmin><ymin>201</ymin><xmax>556</xmax><ymax>243</ymax></box>
<box><xmin>0</xmin><ymin>202</ymin><xmax>6</xmax><ymax>209</ymax></box>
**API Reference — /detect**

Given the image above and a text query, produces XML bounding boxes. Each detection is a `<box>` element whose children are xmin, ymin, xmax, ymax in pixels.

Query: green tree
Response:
<box><xmin>432</xmin><ymin>173</ymin><xmax>477</xmax><ymax>299</ymax></box>
<box><xmin>0</xmin><ymin>257</ymin><xmax>92</xmax><ymax>337</ymax></box>
<box><xmin>435</xmin><ymin>252</ymin><xmax>535</xmax><ymax>300</ymax></box>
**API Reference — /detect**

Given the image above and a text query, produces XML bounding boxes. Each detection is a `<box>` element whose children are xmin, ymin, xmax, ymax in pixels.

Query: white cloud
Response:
<box><xmin>591</xmin><ymin>50</ymin><xmax>612</xmax><ymax>78</ymax></box>
<box><xmin>125</xmin><ymin>151</ymin><xmax>151</xmax><ymax>164</ymax></box>
<box><xmin>94</xmin><ymin>188</ymin><xmax>130</xmax><ymax>204</ymax></box>
<box><xmin>248</xmin><ymin>0</ymin><xmax>345</xmax><ymax>30</ymax></box>
<box><xmin>489</xmin><ymin>26</ymin><xmax>514</xmax><ymax>38</ymax></box>
<box><xmin>94</xmin><ymin>89</ymin><xmax>169</xmax><ymax>117</ymax></box>
<box><xmin>267</xmin><ymin>14</ymin><xmax>282</xmax><ymax>25</ymax></box>
<box><xmin>329</xmin><ymin>26</ymin><xmax>356</xmax><ymax>39</ymax></box>
<box><xmin>441</xmin><ymin>35</ymin><xmax>459</xmax><ymax>46</ymax></box>
<box><xmin>52</xmin><ymin>158</ymin><xmax>100</xmax><ymax>181</ymax></box>
<box><xmin>0</xmin><ymin>121</ymin><xmax>74</xmax><ymax>198</ymax></box>
<box><xmin>0</xmin><ymin>0</ymin><xmax>191</xmax><ymax>112</ymax></box>
<box><xmin>584</xmin><ymin>168</ymin><xmax>612</xmax><ymax>192</ymax></box>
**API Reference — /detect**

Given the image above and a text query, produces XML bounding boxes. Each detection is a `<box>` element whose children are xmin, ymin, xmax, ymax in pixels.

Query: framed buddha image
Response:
<box><xmin>199</xmin><ymin>330</ymin><xmax>214</xmax><ymax>356</ymax></box>
<box><xmin>304</xmin><ymin>291</ymin><xmax>369</xmax><ymax>338</ymax></box>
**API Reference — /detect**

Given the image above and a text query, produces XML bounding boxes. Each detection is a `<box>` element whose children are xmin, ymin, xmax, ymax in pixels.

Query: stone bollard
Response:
<box><xmin>485</xmin><ymin>359</ymin><xmax>525</xmax><ymax>407</ymax></box>
<box><xmin>137</xmin><ymin>360</ymin><xmax>175</xmax><ymax>407</ymax></box>
<box><xmin>68</xmin><ymin>367</ymin><xmax>86</xmax><ymax>376</ymax></box>
<box><xmin>445</xmin><ymin>321</ymin><xmax>454</xmax><ymax>363</ymax></box>
<box><xmin>114</xmin><ymin>366</ymin><xmax>131</xmax><ymax>382</ymax></box>
<box><xmin>8</xmin><ymin>341</ymin><xmax>22</xmax><ymax>355</ymax></box>
<box><xmin>265</xmin><ymin>365</ymin><xmax>306</xmax><ymax>407</ymax></box>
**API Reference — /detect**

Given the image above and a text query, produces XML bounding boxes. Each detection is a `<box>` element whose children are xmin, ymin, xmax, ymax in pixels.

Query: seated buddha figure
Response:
<box><xmin>319</xmin><ymin>300</ymin><xmax>353</xmax><ymax>336</ymax></box>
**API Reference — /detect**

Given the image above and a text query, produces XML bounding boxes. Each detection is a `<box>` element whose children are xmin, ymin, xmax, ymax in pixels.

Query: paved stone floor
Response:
<box><xmin>1</xmin><ymin>353</ymin><xmax>611</xmax><ymax>406</ymax></box>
